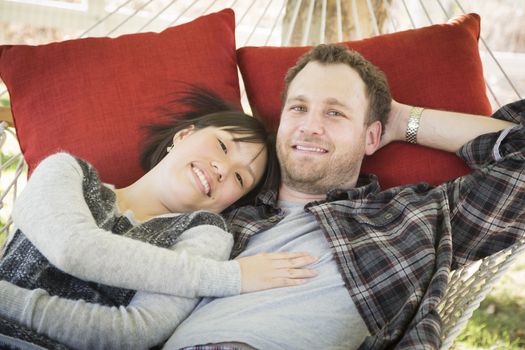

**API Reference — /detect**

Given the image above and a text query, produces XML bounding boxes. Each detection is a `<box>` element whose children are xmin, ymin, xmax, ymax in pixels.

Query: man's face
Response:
<box><xmin>276</xmin><ymin>61</ymin><xmax>380</xmax><ymax>195</ymax></box>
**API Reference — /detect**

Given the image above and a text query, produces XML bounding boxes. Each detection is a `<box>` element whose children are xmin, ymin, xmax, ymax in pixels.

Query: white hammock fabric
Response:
<box><xmin>0</xmin><ymin>1</ymin><xmax>524</xmax><ymax>349</ymax></box>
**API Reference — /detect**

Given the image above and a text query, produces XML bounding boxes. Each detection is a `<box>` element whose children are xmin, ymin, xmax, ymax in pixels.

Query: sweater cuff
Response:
<box><xmin>198</xmin><ymin>260</ymin><xmax>241</xmax><ymax>297</ymax></box>
<box><xmin>0</xmin><ymin>280</ymin><xmax>43</xmax><ymax>325</ymax></box>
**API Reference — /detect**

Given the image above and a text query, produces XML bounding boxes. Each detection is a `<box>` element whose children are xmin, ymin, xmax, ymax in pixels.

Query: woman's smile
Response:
<box><xmin>191</xmin><ymin>163</ymin><xmax>212</xmax><ymax>196</ymax></box>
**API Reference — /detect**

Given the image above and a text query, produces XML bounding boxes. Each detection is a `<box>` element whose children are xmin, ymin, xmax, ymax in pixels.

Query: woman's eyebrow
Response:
<box><xmin>233</xmin><ymin>140</ymin><xmax>259</xmax><ymax>182</ymax></box>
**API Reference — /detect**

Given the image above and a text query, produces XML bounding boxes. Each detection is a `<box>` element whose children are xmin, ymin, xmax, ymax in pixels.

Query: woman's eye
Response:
<box><xmin>235</xmin><ymin>173</ymin><xmax>244</xmax><ymax>187</ymax></box>
<box><xmin>291</xmin><ymin>106</ymin><xmax>306</xmax><ymax>112</ymax></box>
<box><xmin>218</xmin><ymin>139</ymin><xmax>227</xmax><ymax>154</ymax></box>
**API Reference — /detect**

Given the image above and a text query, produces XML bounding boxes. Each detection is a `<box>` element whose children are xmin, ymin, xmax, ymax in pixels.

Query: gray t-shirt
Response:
<box><xmin>165</xmin><ymin>201</ymin><xmax>370</xmax><ymax>349</ymax></box>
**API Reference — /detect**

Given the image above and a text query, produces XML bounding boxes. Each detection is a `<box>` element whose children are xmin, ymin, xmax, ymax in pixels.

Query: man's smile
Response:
<box><xmin>292</xmin><ymin>142</ymin><xmax>328</xmax><ymax>154</ymax></box>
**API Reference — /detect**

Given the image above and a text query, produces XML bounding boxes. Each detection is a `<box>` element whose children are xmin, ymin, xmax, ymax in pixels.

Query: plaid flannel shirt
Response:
<box><xmin>225</xmin><ymin>100</ymin><xmax>525</xmax><ymax>350</ymax></box>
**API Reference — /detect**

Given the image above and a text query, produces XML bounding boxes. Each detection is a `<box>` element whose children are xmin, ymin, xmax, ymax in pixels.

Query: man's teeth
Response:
<box><xmin>295</xmin><ymin>145</ymin><xmax>327</xmax><ymax>153</ymax></box>
<box><xmin>192</xmin><ymin>167</ymin><xmax>210</xmax><ymax>195</ymax></box>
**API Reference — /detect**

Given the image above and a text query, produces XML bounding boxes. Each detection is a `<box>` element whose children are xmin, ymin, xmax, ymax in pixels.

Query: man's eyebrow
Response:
<box><xmin>287</xmin><ymin>96</ymin><xmax>351</xmax><ymax>110</ymax></box>
<box><xmin>286</xmin><ymin>95</ymin><xmax>308</xmax><ymax>104</ymax></box>
<box><xmin>324</xmin><ymin>97</ymin><xmax>351</xmax><ymax>110</ymax></box>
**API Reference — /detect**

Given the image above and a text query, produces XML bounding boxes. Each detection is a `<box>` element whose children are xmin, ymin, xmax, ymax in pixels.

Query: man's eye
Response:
<box><xmin>327</xmin><ymin>110</ymin><xmax>344</xmax><ymax>117</ymax></box>
<box><xmin>218</xmin><ymin>139</ymin><xmax>227</xmax><ymax>154</ymax></box>
<box><xmin>235</xmin><ymin>173</ymin><xmax>244</xmax><ymax>187</ymax></box>
<box><xmin>291</xmin><ymin>106</ymin><xmax>306</xmax><ymax>112</ymax></box>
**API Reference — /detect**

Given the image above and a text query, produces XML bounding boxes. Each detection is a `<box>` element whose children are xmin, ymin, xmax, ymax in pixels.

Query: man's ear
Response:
<box><xmin>364</xmin><ymin>121</ymin><xmax>382</xmax><ymax>156</ymax></box>
<box><xmin>172</xmin><ymin>125</ymin><xmax>196</xmax><ymax>144</ymax></box>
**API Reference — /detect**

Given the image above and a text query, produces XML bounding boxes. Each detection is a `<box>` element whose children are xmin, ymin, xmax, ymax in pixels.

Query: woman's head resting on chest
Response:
<box><xmin>137</xmin><ymin>86</ymin><xmax>278</xmax><ymax>215</ymax></box>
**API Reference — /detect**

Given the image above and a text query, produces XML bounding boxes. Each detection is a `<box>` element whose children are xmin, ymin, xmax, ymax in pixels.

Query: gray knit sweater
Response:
<box><xmin>0</xmin><ymin>153</ymin><xmax>241</xmax><ymax>349</ymax></box>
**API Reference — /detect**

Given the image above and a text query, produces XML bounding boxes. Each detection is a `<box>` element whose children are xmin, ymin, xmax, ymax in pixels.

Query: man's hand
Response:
<box><xmin>238</xmin><ymin>252</ymin><xmax>318</xmax><ymax>293</ymax></box>
<box><xmin>378</xmin><ymin>99</ymin><xmax>411</xmax><ymax>149</ymax></box>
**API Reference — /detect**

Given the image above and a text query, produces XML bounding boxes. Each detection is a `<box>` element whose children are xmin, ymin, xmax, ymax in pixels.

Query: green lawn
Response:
<box><xmin>454</xmin><ymin>254</ymin><xmax>525</xmax><ymax>349</ymax></box>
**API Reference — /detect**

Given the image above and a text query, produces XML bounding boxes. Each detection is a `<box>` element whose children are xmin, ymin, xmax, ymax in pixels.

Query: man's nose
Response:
<box><xmin>300</xmin><ymin>110</ymin><xmax>324</xmax><ymax>135</ymax></box>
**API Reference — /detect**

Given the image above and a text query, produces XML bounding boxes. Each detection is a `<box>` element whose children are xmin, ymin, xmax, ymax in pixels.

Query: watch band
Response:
<box><xmin>405</xmin><ymin>107</ymin><xmax>424</xmax><ymax>144</ymax></box>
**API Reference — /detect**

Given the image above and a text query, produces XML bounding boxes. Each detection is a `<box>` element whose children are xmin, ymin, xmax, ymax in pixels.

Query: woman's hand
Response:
<box><xmin>237</xmin><ymin>252</ymin><xmax>318</xmax><ymax>293</ymax></box>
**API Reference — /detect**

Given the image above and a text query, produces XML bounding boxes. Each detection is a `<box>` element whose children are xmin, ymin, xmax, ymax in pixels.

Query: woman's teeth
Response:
<box><xmin>192</xmin><ymin>166</ymin><xmax>210</xmax><ymax>195</ymax></box>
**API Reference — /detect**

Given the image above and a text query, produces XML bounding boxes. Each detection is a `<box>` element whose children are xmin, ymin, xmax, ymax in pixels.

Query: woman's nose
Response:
<box><xmin>211</xmin><ymin>161</ymin><xmax>230</xmax><ymax>182</ymax></box>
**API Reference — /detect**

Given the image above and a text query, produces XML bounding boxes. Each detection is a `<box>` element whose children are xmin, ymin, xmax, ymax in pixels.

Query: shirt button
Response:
<box><xmin>268</xmin><ymin>215</ymin><xmax>280</xmax><ymax>222</ymax></box>
<box><xmin>384</xmin><ymin>213</ymin><xmax>393</xmax><ymax>220</ymax></box>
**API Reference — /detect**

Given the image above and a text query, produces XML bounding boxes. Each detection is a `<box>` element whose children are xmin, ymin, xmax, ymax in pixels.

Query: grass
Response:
<box><xmin>456</xmin><ymin>295</ymin><xmax>525</xmax><ymax>349</ymax></box>
<box><xmin>0</xmin><ymin>152</ymin><xmax>23</xmax><ymax>172</ymax></box>
<box><xmin>0</xmin><ymin>231</ymin><xmax>5</xmax><ymax>250</ymax></box>
<box><xmin>454</xmin><ymin>254</ymin><xmax>525</xmax><ymax>349</ymax></box>
<box><xmin>0</xmin><ymin>146</ymin><xmax>25</xmax><ymax>250</ymax></box>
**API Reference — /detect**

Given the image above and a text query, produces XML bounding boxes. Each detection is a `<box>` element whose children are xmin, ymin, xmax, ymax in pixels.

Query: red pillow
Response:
<box><xmin>238</xmin><ymin>13</ymin><xmax>491</xmax><ymax>189</ymax></box>
<box><xmin>0</xmin><ymin>9</ymin><xmax>240</xmax><ymax>188</ymax></box>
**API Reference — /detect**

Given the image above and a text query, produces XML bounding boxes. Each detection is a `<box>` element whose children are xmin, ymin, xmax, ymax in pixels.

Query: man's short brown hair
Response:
<box><xmin>282</xmin><ymin>44</ymin><xmax>391</xmax><ymax>131</ymax></box>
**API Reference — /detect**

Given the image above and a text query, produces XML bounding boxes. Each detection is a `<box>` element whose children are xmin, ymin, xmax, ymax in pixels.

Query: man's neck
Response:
<box><xmin>277</xmin><ymin>184</ymin><xmax>326</xmax><ymax>204</ymax></box>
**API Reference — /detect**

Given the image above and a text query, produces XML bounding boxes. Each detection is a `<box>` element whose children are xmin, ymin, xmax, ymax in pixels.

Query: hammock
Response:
<box><xmin>0</xmin><ymin>1</ymin><xmax>524</xmax><ymax>349</ymax></box>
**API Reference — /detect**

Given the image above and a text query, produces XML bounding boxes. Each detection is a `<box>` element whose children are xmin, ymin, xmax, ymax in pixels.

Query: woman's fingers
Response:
<box><xmin>269</xmin><ymin>278</ymin><xmax>305</xmax><ymax>288</ymax></box>
<box><xmin>276</xmin><ymin>267</ymin><xmax>318</xmax><ymax>278</ymax></box>
<box><xmin>258</xmin><ymin>251</ymin><xmax>318</xmax><ymax>269</ymax></box>
<box><xmin>238</xmin><ymin>251</ymin><xmax>319</xmax><ymax>294</ymax></box>
<box><xmin>274</xmin><ymin>254</ymin><xmax>318</xmax><ymax>269</ymax></box>
<box><xmin>262</xmin><ymin>251</ymin><xmax>313</xmax><ymax>260</ymax></box>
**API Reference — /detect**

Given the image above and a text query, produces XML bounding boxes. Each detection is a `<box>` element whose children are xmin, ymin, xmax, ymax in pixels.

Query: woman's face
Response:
<box><xmin>157</xmin><ymin>126</ymin><xmax>268</xmax><ymax>214</ymax></box>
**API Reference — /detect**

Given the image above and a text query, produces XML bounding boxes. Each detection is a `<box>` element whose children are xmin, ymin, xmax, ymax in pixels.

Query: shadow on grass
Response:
<box><xmin>456</xmin><ymin>294</ymin><xmax>525</xmax><ymax>349</ymax></box>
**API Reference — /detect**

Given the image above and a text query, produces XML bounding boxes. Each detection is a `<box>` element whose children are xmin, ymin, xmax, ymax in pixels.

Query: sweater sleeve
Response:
<box><xmin>12</xmin><ymin>152</ymin><xmax>241</xmax><ymax>297</ymax></box>
<box><xmin>0</xmin><ymin>280</ymin><xmax>196</xmax><ymax>350</ymax></box>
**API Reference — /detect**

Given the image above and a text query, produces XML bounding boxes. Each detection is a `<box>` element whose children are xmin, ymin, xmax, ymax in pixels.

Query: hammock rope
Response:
<box><xmin>0</xmin><ymin>0</ymin><xmax>522</xmax><ymax>104</ymax></box>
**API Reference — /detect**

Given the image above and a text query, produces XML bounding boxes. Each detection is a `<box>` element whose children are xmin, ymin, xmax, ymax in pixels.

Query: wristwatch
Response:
<box><xmin>406</xmin><ymin>107</ymin><xmax>424</xmax><ymax>144</ymax></box>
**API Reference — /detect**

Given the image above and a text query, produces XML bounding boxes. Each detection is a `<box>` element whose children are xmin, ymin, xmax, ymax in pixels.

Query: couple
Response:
<box><xmin>1</xmin><ymin>44</ymin><xmax>524</xmax><ymax>349</ymax></box>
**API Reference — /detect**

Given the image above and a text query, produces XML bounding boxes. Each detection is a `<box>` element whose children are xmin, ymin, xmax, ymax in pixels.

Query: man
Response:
<box><xmin>165</xmin><ymin>44</ymin><xmax>524</xmax><ymax>349</ymax></box>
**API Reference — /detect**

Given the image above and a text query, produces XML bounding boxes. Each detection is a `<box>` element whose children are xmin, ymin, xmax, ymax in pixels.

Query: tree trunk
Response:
<box><xmin>282</xmin><ymin>0</ymin><xmax>389</xmax><ymax>46</ymax></box>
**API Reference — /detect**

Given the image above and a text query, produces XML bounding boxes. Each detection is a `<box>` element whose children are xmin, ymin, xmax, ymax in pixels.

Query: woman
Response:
<box><xmin>0</xmin><ymin>87</ymin><xmax>318</xmax><ymax>349</ymax></box>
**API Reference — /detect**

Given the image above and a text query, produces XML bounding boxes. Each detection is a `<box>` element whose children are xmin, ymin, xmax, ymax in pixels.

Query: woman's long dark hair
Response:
<box><xmin>140</xmin><ymin>85</ymin><xmax>279</xmax><ymax>209</ymax></box>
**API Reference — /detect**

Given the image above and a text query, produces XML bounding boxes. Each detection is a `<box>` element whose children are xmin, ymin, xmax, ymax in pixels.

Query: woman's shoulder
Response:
<box><xmin>28</xmin><ymin>152</ymin><xmax>104</xmax><ymax>194</ymax></box>
<box><xmin>30</xmin><ymin>152</ymin><xmax>82</xmax><ymax>180</ymax></box>
<box><xmin>36</xmin><ymin>152</ymin><xmax>100</xmax><ymax>178</ymax></box>
<box><xmin>36</xmin><ymin>152</ymin><xmax>82</xmax><ymax>172</ymax></box>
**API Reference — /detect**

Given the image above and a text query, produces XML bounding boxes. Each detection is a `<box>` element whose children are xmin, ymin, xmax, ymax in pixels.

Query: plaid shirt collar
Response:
<box><xmin>255</xmin><ymin>173</ymin><xmax>382</xmax><ymax>208</ymax></box>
